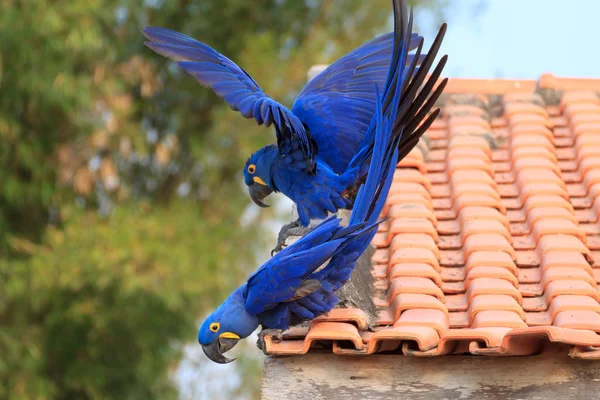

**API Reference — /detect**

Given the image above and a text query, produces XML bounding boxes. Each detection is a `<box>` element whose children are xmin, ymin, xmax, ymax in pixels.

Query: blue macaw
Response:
<box><xmin>143</xmin><ymin>2</ymin><xmax>447</xmax><ymax>228</ymax></box>
<box><xmin>195</xmin><ymin>0</ymin><xmax>447</xmax><ymax>363</ymax></box>
<box><xmin>200</xmin><ymin>83</ymin><xmax>399</xmax><ymax>364</ymax></box>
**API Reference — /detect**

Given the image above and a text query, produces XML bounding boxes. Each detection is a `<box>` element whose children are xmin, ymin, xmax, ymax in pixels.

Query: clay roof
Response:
<box><xmin>263</xmin><ymin>74</ymin><xmax>600</xmax><ymax>358</ymax></box>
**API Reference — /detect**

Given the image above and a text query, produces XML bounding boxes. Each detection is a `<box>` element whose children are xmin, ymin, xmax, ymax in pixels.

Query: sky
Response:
<box><xmin>422</xmin><ymin>0</ymin><xmax>600</xmax><ymax>79</ymax></box>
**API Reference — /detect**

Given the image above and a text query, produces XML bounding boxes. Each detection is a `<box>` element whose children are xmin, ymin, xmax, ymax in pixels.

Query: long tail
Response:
<box><xmin>313</xmin><ymin>78</ymin><xmax>401</xmax><ymax>288</ymax></box>
<box><xmin>345</xmin><ymin>0</ymin><xmax>448</xmax><ymax>178</ymax></box>
<box><xmin>349</xmin><ymin>84</ymin><xmax>400</xmax><ymax>227</ymax></box>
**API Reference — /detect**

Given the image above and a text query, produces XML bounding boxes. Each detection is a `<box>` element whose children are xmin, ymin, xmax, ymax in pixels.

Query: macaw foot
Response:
<box><xmin>256</xmin><ymin>328</ymin><xmax>284</xmax><ymax>354</ymax></box>
<box><xmin>271</xmin><ymin>219</ymin><xmax>311</xmax><ymax>256</ymax></box>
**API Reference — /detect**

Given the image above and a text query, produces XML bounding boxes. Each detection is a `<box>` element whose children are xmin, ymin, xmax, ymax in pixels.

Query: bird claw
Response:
<box><xmin>256</xmin><ymin>329</ymin><xmax>284</xmax><ymax>354</ymax></box>
<box><xmin>271</xmin><ymin>219</ymin><xmax>310</xmax><ymax>256</ymax></box>
<box><xmin>271</xmin><ymin>243</ymin><xmax>286</xmax><ymax>257</ymax></box>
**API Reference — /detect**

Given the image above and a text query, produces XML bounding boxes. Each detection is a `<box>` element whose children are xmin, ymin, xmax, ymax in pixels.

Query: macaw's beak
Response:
<box><xmin>248</xmin><ymin>180</ymin><xmax>273</xmax><ymax>208</ymax></box>
<box><xmin>201</xmin><ymin>336</ymin><xmax>240</xmax><ymax>364</ymax></box>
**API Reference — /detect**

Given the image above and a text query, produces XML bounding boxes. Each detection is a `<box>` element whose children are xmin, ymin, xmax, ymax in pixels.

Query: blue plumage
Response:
<box><xmin>143</xmin><ymin>1</ymin><xmax>445</xmax><ymax>226</ymax></box>
<box><xmin>198</xmin><ymin>78</ymin><xmax>396</xmax><ymax>363</ymax></box>
<box><xmin>194</xmin><ymin>0</ymin><xmax>448</xmax><ymax>364</ymax></box>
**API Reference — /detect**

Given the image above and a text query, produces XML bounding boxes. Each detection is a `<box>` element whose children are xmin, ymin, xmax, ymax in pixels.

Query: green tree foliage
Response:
<box><xmin>0</xmin><ymin>0</ymin><xmax>449</xmax><ymax>398</ymax></box>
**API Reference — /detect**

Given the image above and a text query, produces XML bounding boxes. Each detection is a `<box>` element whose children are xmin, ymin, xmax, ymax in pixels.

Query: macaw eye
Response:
<box><xmin>247</xmin><ymin>164</ymin><xmax>256</xmax><ymax>174</ymax></box>
<box><xmin>209</xmin><ymin>322</ymin><xmax>220</xmax><ymax>332</ymax></box>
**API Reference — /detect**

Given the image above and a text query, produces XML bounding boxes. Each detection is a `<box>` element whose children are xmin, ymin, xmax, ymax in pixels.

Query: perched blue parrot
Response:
<box><xmin>142</xmin><ymin>2</ymin><xmax>447</xmax><ymax>228</ymax></box>
<box><xmin>195</xmin><ymin>0</ymin><xmax>448</xmax><ymax>363</ymax></box>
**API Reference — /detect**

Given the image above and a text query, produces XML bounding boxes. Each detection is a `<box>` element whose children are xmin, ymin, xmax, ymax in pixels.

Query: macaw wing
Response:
<box><xmin>143</xmin><ymin>27</ymin><xmax>316</xmax><ymax>171</ymax></box>
<box><xmin>243</xmin><ymin>217</ymin><xmax>349</xmax><ymax>315</ymax></box>
<box><xmin>291</xmin><ymin>31</ymin><xmax>422</xmax><ymax>173</ymax></box>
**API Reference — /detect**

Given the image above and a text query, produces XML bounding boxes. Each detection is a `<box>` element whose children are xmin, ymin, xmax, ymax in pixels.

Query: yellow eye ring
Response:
<box><xmin>247</xmin><ymin>164</ymin><xmax>256</xmax><ymax>174</ymax></box>
<box><xmin>209</xmin><ymin>322</ymin><xmax>220</xmax><ymax>332</ymax></box>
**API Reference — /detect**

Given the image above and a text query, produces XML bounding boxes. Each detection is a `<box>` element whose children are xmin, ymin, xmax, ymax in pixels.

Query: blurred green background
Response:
<box><xmin>0</xmin><ymin>0</ymin><xmax>448</xmax><ymax>398</ymax></box>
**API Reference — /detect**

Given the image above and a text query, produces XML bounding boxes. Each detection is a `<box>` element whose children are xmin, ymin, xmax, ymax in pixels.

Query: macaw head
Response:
<box><xmin>244</xmin><ymin>145</ymin><xmax>278</xmax><ymax>208</ymax></box>
<box><xmin>198</xmin><ymin>287</ymin><xmax>260</xmax><ymax>364</ymax></box>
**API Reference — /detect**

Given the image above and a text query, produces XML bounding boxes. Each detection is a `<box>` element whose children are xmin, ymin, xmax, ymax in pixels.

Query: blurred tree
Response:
<box><xmin>0</xmin><ymin>0</ymin><xmax>450</xmax><ymax>399</ymax></box>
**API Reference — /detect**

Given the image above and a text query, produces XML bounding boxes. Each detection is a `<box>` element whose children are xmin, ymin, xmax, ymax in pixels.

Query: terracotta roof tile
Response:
<box><xmin>265</xmin><ymin>75</ymin><xmax>600</xmax><ymax>358</ymax></box>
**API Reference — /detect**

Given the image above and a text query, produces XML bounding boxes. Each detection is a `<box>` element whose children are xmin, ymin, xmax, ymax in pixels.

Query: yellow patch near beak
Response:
<box><xmin>219</xmin><ymin>332</ymin><xmax>240</xmax><ymax>340</ymax></box>
<box><xmin>253</xmin><ymin>176</ymin><xmax>267</xmax><ymax>186</ymax></box>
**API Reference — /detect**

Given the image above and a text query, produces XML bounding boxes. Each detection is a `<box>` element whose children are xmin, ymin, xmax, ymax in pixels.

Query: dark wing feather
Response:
<box><xmin>291</xmin><ymin>31</ymin><xmax>423</xmax><ymax>173</ymax></box>
<box><xmin>345</xmin><ymin>10</ymin><xmax>448</xmax><ymax>179</ymax></box>
<box><xmin>143</xmin><ymin>26</ymin><xmax>316</xmax><ymax>172</ymax></box>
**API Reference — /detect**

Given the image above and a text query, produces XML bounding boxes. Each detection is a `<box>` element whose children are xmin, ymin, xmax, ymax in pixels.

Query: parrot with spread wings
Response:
<box><xmin>143</xmin><ymin>2</ymin><xmax>446</xmax><ymax>232</ymax></box>
<box><xmin>192</xmin><ymin>0</ymin><xmax>448</xmax><ymax>363</ymax></box>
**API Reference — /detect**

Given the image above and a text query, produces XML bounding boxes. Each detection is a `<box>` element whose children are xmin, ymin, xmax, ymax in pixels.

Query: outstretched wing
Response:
<box><xmin>291</xmin><ymin>30</ymin><xmax>422</xmax><ymax>174</ymax></box>
<box><xmin>345</xmin><ymin>8</ymin><xmax>448</xmax><ymax>180</ymax></box>
<box><xmin>143</xmin><ymin>27</ymin><xmax>316</xmax><ymax>172</ymax></box>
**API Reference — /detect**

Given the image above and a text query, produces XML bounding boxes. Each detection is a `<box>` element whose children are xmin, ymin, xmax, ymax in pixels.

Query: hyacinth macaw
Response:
<box><xmin>142</xmin><ymin>3</ymin><xmax>447</xmax><ymax>228</ymax></box>
<box><xmin>200</xmin><ymin>82</ymin><xmax>398</xmax><ymax>364</ymax></box>
<box><xmin>195</xmin><ymin>0</ymin><xmax>447</xmax><ymax>363</ymax></box>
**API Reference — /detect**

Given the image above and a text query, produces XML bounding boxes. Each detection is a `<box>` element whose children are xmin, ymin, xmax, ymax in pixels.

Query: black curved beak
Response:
<box><xmin>248</xmin><ymin>183</ymin><xmax>273</xmax><ymax>208</ymax></box>
<box><xmin>201</xmin><ymin>337</ymin><xmax>240</xmax><ymax>364</ymax></box>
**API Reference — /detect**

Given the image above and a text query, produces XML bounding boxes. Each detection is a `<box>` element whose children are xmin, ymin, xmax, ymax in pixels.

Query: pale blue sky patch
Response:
<box><xmin>419</xmin><ymin>0</ymin><xmax>600</xmax><ymax>79</ymax></box>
